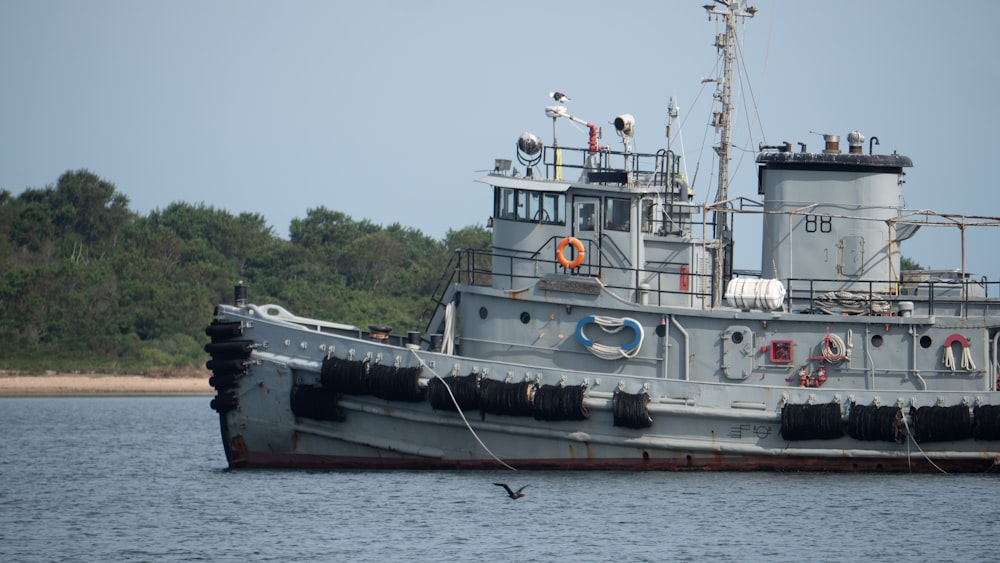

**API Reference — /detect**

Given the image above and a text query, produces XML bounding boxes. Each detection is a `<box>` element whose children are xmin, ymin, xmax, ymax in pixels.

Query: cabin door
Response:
<box><xmin>571</xmin><ymin>197</ymin><xmax>599</xmax><ymax>271</ymax></box>
<box><xmin>572</xmin><ymin>196</ymin><xmax>634</xmax><ymax>273</ymax></box>
<box><xmin>599</xmin><ymin>196</ymin><xmax>634</xmax><ymax>270</ymax></box>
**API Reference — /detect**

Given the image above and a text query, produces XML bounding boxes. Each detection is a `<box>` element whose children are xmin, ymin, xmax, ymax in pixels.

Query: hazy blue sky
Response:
<box><xmin>2</xmin><ymin>1</ymin><xmax>999</xmax><ymax>278</ymax></box>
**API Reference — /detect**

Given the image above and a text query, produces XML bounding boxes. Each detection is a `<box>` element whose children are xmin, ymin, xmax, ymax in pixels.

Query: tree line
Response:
<box><xmin>0</xmin><ymin>170</ymin><xmax>490</xmax><ymax>374</ymax></box>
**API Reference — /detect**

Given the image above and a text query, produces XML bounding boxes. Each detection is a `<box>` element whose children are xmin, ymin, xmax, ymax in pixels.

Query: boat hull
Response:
<box><xmin>201</xmin><ymin>2</ymin><xmax>1000</xmax><ymax>475</ymax></box>
<box><xmin>223</xmin><ymin>450</ymin><xmax>1000</xmax><ymax>473</ymax></box>
<box><xmin>207</xmin><ymin>306</ymin><xmax>1000</xmax><ymax>474</ymax></box>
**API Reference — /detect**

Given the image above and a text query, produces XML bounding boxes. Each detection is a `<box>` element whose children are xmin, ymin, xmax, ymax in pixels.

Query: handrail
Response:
<box><xmin>540</xmin><ymin>144</ymin><xmax>673</xmax><ymax>187</ymax></box>
<box><xmin>782</xmin><ymin>275</ymin><xmax>1000</xmax><ymax>317</ymax></box>
<box><xmin>424</xmin><ymin>250</ymin><xmax>1000</xmax><ymax>333</ymax></box>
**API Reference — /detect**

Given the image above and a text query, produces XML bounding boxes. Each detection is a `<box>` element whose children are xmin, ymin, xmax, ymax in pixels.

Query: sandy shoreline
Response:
<box><xmin>0</xmin><ymin>373</ymin><xmax>214</xmax><ymax>397</ymax></box>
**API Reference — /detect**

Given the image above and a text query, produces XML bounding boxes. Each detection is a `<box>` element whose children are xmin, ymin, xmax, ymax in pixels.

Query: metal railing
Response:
<box><xmin>539</xmin><ymin>145</ymin><xmax>680</xmax><ymax>190</ymax></box>
<box><xmin>782</xmin><ymin>275</ymin><xmax>1000</xmax><ymax>317</ymax></box>
<box><xmin>424</xmin><ymin>255</ymin><xmax>1000</xmax><ymax>331</ymax></box>
<box><xmin>422</xmin><ymin>240</ymin><xmax>713</xmax><ymax>332</ymax></box>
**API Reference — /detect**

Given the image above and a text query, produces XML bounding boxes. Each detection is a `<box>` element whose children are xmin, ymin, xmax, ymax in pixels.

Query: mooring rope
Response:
<box><xmin>900</xmin><ymin>411</ymin><xmax>947</xmax><ymax>474</ymax></box>
<box><xmin>409</xmin><ymin>350</ymin><xmax>516</xmax><ymax>471</ymax></box>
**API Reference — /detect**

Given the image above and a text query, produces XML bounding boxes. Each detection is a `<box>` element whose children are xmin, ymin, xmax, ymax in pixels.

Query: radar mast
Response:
<box><xmin>704</xmin><ymin>0</ymin><xmax>756</xmax><ymax>306</ymax></box>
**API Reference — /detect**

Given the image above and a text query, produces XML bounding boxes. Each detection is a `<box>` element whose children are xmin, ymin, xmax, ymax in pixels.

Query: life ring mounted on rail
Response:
<box><xmin>556</xmin><ymin>237</ymin><xmax>585</xmax><ymax>269</ymax></box>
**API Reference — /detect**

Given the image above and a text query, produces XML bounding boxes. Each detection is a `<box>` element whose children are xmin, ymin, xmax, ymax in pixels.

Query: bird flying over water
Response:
<box><xmin>549</xmin><ymin>91</ymin><xmax>570</xmax><ymax>103</ymax></box>
<box><xmin>494</xmin><ymin>482</ymin><xmax>529</xmax><ymax>499</ymax></box>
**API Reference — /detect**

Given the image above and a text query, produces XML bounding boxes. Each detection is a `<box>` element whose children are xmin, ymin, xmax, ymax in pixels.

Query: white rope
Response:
<box><xmin>943</xmin><ymin>343</ymin><xmax>977</xmax><ymax>372</ymax></box>
<box><xmin>814</xmin><ymin>291</ymin><xmax>891</xmax><ymax>315</ymax></box>
<box><xmin>441</xmin><ymin>302</ymin><xmax>455</xmax><ymax>356</ymax></box>
<box><xmin>943</xmin><ymin>346</ymin><xmax>956</xmax><ymax>371</ymax></box>
<box><xmin>582</xmin><ymin>316</ymin><xmax>645</xmax><ymax>360</ymax></box>
<box><xmin>962</xmin><ymin>346</ymin><xmax>977</xmax><ymax>371</ymax></box>
<box><xmin>589</xmin><ymin>342</ymin><xmax>635</xmax><ymax>361</ymax></box>
<box><xmin>822</xmin><ymin>333</ymin><xmax>846</xmax><ymax>364</ymax></box>
<box><xmin>409</xmin><ymin>350</ymin><xmax>516</xmax><ymax>471</ymax></box>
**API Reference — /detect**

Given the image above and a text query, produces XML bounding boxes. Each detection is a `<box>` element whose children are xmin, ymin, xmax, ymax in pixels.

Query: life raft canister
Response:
<box><xmin>556</xmin><ymin>237</ymin><xmax>585</xmax><ymax>269</ymax></box>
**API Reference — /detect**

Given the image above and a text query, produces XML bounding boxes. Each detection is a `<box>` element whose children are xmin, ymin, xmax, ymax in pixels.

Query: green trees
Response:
<box><xmin>900</xmin><ymin>256</ymin><xmax>923</xmax><ymax>271</ymax></box>
<box><xmin>6</xmin><ymin>170</ymin><xmax>132</xmax><ymax>261</ymax></box>
<box><xmin>0</xmin><ymin>171</ymin><xmax>491</xmax><ymax>373</ymax></box>
<box><xmin>0</xmin><ymin>171</ymin><xmax>133</xmax><ymax>365</ymax></box>
<box><xmin>286</xmin><ymin>208</ymin><xmax>466</xmax><ymax>331</ymax></box>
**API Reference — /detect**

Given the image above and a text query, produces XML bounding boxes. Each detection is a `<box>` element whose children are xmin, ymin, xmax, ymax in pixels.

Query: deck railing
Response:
<box><xmin>537</xmin><ymin>145</ymin><xmax>680</xmax><ymax>190</ymax></box>
<box><xmin>424</xmin><ymin>246</ymin><xmax>1000</xmax><ymax>333</ymax></box>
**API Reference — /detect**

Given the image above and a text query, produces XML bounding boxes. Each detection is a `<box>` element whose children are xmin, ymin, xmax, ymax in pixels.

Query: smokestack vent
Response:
<box><xmin>823</xmin><ymin>134</ymin><xmax>841</xmax><ymax>154</ymax></box>
<box><xmin>847</xmin><ymin>131</ymin><xmax>865</xmax><ymax>155</ymax></box>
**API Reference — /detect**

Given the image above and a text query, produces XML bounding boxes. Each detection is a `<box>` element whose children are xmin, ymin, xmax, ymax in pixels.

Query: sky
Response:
<box><xmin>2</xmin><ymin>0</ymin><xmax>1000</xmax><ymax>279</ymax></box>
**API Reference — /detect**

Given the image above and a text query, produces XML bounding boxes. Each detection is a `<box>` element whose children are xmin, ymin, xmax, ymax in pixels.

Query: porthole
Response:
<box><xmin>731</xmin><ymin>331</ymin><xmax>744</xmax><ymax>344</ymax></box>
<box><xmin>479</xmin><ymin>307</ymin><xmax>488</xmax><ymax>319</ymax></box>
<box><xmin>919</xmin><ymin>335</ymin><xmax>932</xmax><ymax>349</ymax></box>
<box><xmin>871</xmin><ymin>334</ymin><xmax>884</xmax><ymax>348</ymax></box>
<box><xmin>520</xmin><ymin>312</ymin><xmax>531</xmax><ymax>324</ymax></box>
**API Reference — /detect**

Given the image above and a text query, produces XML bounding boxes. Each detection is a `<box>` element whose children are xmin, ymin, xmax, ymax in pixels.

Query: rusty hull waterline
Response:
<box><xmin>225</xmin><ymin>448</ymin><xmax>1000</xmax><ymax>474</ymax></box>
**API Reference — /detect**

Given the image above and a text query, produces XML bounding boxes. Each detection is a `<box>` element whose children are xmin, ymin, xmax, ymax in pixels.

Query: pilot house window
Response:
<box><xmin>497</xmin><ymin>188</ymin><xmax>516</xmax><ymax>220</ymax></box>
<box><xmin>493</xmin><ymin>187</ymin><xmax>565</xmax><ymax>225</ymax></box>
<box><xmin>576</xmin><ymin>202</ymin><xmax>596</xmax><ymax>232</ymax></box>
<box><xmin>604</xmin><ymin>198</ymin><xmax>630</xmax><ymax>231</ymax></box>
<box><xmin>539</xmin><ymin>193</ymin><xmax>562</xmax><ymax>223</ymax></box>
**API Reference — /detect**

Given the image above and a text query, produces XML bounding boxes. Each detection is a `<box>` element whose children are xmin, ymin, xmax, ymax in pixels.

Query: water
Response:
<box><xmin>1</xmin><ymin>396</ymin><xmax>996</xmax><ymax>562</ymax></box>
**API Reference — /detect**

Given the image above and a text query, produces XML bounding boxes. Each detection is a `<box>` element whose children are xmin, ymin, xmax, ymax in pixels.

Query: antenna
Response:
<box><xmin>704</xmin><ymin>0</ymin><xmax>756</xmax><ymax>307</ymax></box>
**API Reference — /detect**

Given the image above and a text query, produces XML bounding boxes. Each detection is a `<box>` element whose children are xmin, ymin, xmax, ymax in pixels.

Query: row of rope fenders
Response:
<box><xmin>782</xmin><ymin>401</ymin><xmax>1000</xmax><ymax>443</ymax></box>
<box><xmin>300</xmin><ymin>353</ymin><xmax>658</xmax><ymax>470</ymax></box>
<box><xmin>781</xmin><ymin>400</ymin><xmax>1000</xmax><ymax>473</ymax></box>
<box><xmin>305</xmin><ymin>348</ymin><xmax>998</xmax><ymax>473</ymax></box>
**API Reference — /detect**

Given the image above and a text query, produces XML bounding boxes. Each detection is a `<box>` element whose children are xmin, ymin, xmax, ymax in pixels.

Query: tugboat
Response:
<box><xmin>206</xmin><ymin>1</ymin><xmax>1000</xmax><ymax>472</ymax></box>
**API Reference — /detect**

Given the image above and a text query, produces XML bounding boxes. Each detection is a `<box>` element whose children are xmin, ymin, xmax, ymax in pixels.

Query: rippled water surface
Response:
<box><xmin>1</xmin><ymin>396</ymin><xmax>996</xmax><ymax>562</ymax></box>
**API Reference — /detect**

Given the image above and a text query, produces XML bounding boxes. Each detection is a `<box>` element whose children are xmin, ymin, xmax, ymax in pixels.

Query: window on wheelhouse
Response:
<box><xmin>522</xmin><ymin>191</ymin><xmax>541</xmax><ymax>221</ymax></box>
<box><xmin>576</xmin><ymin>201</ymin><xmax>596</xmax><ymax>232</ymax></box>
<box><xmin>493</xmin><ymin>187</ymin><xmax>566</xmax><ymax>225</ymax></box>
<box><xmin>641</xmin><ymin>199</ymin><xmax>655</xmax><ymax>234</ymax></box>
<box><xmin>496</xmin><ymin>188</ymin><xmax>516</xmax><ymax>220</ymax></box>
<box><xmin>604</xmin><ymin>197</ymin><xmax>630</xmax><ymax>231</ymax></box>
<box><xmin>539</xmin><ymin>192</ymin><xmax>564</xmax><ymax>224</ymax></box>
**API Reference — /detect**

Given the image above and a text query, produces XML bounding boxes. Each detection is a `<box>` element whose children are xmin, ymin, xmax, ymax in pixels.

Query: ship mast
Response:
<box><xmin>705</xmin><ymin>0</ymin><xmax>755</xmax><ymax>306</ymax></box>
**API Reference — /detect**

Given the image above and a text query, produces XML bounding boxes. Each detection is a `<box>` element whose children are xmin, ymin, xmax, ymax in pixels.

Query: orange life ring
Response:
<box><xmin>556</xmin><ymin>237</ymin><xmax>585</xmax><ymax>269</ymax></box>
